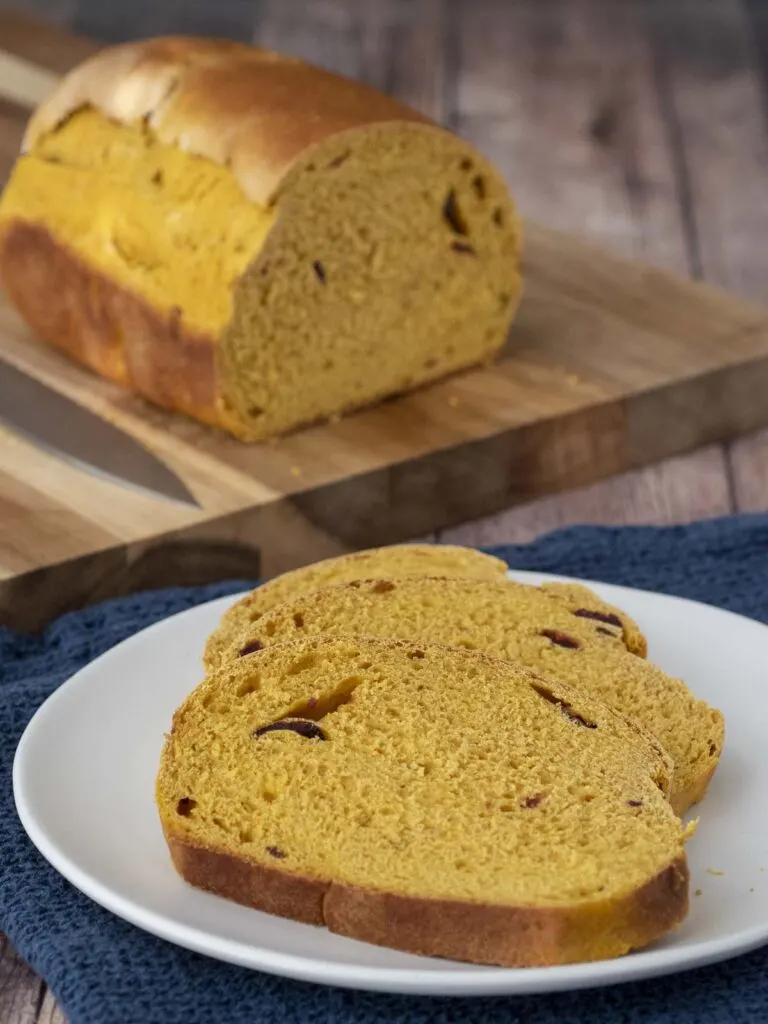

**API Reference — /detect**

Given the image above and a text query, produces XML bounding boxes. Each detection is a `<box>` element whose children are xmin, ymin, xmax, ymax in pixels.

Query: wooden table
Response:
<box><xmin>3</xmin><ymin>0</ymin><xmax>768</xmax><ymax>1018</ymax></box>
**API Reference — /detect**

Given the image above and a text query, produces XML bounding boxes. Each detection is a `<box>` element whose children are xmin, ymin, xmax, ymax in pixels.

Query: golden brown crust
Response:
<box><xmin>167</xmin><ymin>835</ymin><xmax>329</xmax><ymax>926</ymax></box>
<box><xmin>165</xmin><ymin>827</ymin><xmax>689</xmax><ymax>966</ymax></box>
<box><xmin>23</xmin><ymin>37</ymin><xmax>430</xmax><ymax>206</ymax></box>
<box><xmin>670</xmin><ymin>758</ymin><xmax>720</xmax><ymax>816</ymax></box>
<box><xmin>0</xmin><ymin>219</ymin><xmax>224</xmax><ymax>429</ymax></box>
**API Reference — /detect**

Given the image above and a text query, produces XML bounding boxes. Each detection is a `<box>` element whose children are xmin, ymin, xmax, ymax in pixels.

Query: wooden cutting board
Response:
<box><xmin>2</xmin><ymin>11</ymin><xmax>768</xmax><ymax>630</ymax></box>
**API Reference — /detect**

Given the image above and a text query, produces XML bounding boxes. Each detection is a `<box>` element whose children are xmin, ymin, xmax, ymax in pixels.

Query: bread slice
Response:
<box><xmin>0</xmin><ymin>39</ymin><xmax>521</xmax><ymax>439</ymax></box>
<box><xmin>222</xmin><ymin>577</ymin><xmax>723</xmax><ymax>814</ymax></box>
<box><xmin>204</xmin><ymin>544</ymin><xmax>510</xmax><ymax>670</ymax></box>
<box><xmin>204</xmin><ymin>544</ymin><xmax>647</xmax><ymax>671</ymax></box>
<box><xmin>157</xmin><ymin>636</ymin><xmax>688</xmax><ymax>966</ymax></box>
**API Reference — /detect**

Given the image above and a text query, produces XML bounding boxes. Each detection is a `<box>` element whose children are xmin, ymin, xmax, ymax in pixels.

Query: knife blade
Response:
<box><xmin>0</xmin><ymin>50</ymin><xmax>60</xmax><ymax>109</ymax></box>
<box><xmin>0</xmin><ymin>359</ymin><xmax>200</xmax><ymax>507</ymax></box>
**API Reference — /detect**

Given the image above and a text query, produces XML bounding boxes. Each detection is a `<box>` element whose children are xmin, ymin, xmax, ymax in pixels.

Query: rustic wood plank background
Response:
<box><xmin>3</xmin><ymin>0</ymin><xmax>768</xmax><ymax>1017</ymax></box>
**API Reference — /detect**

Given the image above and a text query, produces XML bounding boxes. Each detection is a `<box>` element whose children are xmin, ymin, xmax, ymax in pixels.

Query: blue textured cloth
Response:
<box><xmin>3</xmin><ymin>514</ymin><xmax>768</xmax><ymax>1024</ymax></box>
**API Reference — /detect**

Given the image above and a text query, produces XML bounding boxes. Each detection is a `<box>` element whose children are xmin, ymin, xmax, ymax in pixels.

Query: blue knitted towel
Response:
<box><xmin>4</xmin><ymin>515</ymin><xmax>768</xmax><ymax>1024</ymax></box>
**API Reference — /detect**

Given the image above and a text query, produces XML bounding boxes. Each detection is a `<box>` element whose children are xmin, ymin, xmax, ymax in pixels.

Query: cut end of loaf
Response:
<box><xmin>218</xmin><ymin>122</ymin><xmax>523</xmax><ymax>439</ymax></box>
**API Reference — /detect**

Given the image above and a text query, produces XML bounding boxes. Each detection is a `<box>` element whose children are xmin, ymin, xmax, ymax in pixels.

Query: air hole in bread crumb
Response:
<box><xmin>471</xmin><ymin>175</ymin><xmax>486</xmax><ymax>199</ymax></box>
<box><xmin>289</xmin><ymin>677</ymin><xmax>361</xmax><ymax>721</ymax></box>
<box><xmin>451</xmin><ymin>241</ymin><xmax>476</xmax><ymax>255</ymax></box>
<box><xmin>328</xmin><ymin>150</ymin><xmax>351</xmax><ymax>169</ymax></box>
<box><xmin>265</xmin><ymin>621</ymin><xmax>277</xmax><ymax>637</ymax></box>
<box><xmin>460</xmin><ymin>158</ymin><xmax>474</xmax><ymax>171</ymax></box>
<box><xmin>709</xmin><ymin>741</ymin><xmax>717</xmax><ymax>756</ymax></box>
<box><xmin>443</xmin><ymin>190</ymin><xmax>470</xmax><ymax>235</ymax></box>
<box><xmin>235</xmin><ymin>674</ymin><xmax>261</xmax><ymax>696</ymax></box>
<box><xmin>293</xmin><ymin>612</ymin><xmax>305</xmax><ymax>628</ymax></box>
<box><xmin>239</xmin><ymin>640</ymin><xmax>263</xmax><ymax>657</ymax></box>
<box><xmin>312</xmin><ymin>260</ymin><xmax>327</xmax><ymax>284</ymax></box>
<box><xmin>287</xmin><ymin>652</ymin><xmax>317</xmax><ymax>674</ymax></box>
<box><xmin>372</xmin><ymin>580</ymin><xmax>396</xmax><ymax>594</ymax></box>
<box><xmin>530</xmin><ymin>681</ymin><xmax>597</xmax><ymax>729</ymax></box>
<box><xmin>239</xmin><ymin>827</ymin><xmax>253</xmax><ymax>843</ymax></box>
<box><xmin>627</xmin><ymin>800</ymin><xmax>643</xmax><ymax>807</ymax></box>
<box><xmin>151</xmin><ymin>168</ymin><xmax>164</xmax><ymax>185</ymax></box>
<box><xmin>247</xmin><ymin>405</ymin><xmax>264</xmax><ymax>418</ymax></box>
<box><xmin>176</xmin><ymin>797</ymin><xmax>196</xmax><ymax>817</ymax></box>
<box><xmin>492</xmin><ymin>207</ymin><xmax>505</xmax><ymax>227</ymax></box>
<box><xmin>409</xmin><ymin>650</ymin><xmax>426</xmax><ymax>660</ymax></box>
<box><xmin>266</xmin><ymin>845</ymin><xmax>286</xmax><ymax>859</ymax></box>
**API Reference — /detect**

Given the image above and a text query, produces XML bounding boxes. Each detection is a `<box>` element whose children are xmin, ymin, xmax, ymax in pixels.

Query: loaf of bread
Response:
<box><xmin>204</xmin><ymin>543</ymin><xmax>511</xmax><ymax>669</ymax></box>
<box><xmin>157</xmin><ymin>636</ymin><xmax>689</xmax><ymax>966</ymax></box>
<box><xmin>0</xmin><ymin>38</ymin><xmax>522</xmax><ymax>440</ymax></box>
<box><xmin>222</xmin><ymin>576</ymin><xmax>723</xmax><ymax>813</ymax></box>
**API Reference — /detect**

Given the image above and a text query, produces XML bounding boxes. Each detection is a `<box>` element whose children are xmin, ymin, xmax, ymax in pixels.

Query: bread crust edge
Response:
<box><xmin>0</xmin><ymin>218</ymin><xmax>228</xmax><ymax>431</ymax></box>
<box><xmin>165</xmin><ymin>831</ymin><xmax>689</xmax><ymax>967</ymax></box>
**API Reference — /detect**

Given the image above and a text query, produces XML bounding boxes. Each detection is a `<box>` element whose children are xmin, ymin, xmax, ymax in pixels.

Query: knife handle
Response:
<box><xmin>0</xmin><ymin>50</ymin><xmax>61</xmax><ymax>110</ymax></box>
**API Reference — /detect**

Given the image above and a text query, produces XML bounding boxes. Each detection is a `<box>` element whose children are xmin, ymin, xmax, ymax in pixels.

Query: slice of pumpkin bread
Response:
<box><xmin>204</xmin><ymin>544</ymin><xmax>647</xmax><ymax>670</ymax></box>
<box><xmin>222</xmin><ymin>577</ymin><xmax>722</xmax><ymax>814</ymax></box>
<box><xmin>157</xmin><ymin>636</ymin><xmax>688</xmax><ymax>966</ymax></box>
<box><xmin>204</xmin><ymin>544</ymin><xmax>510</xmax><ymax>670</ymax></box>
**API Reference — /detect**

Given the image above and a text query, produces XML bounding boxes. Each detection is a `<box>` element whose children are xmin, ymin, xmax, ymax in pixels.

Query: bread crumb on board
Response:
<box><xmin>695</xmin><ymin>888</ymin><xmax>703</xmax><ymax>897</ymax></box>
<box><xmin>706</xmin><ymin>868</ymin><xmax>724</xmax><ymax>877</ymax></box>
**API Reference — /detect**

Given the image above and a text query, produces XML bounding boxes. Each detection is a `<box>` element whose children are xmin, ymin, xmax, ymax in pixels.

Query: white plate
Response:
<box><xmin>12</xmin><ymin>571</ymin><xmax>768</xmax><ymax>996</ymax></box>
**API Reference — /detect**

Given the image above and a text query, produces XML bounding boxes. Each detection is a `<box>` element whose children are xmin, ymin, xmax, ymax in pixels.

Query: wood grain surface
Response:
<box><xmin>4</xmin><ymin>0</ymin><xmax>768</xmax><ymax>1020</ymax></box>
<box><xmin>3</xmin><ymin>6</ymin><xmax>768</xmax><ymax>632</ymax></box>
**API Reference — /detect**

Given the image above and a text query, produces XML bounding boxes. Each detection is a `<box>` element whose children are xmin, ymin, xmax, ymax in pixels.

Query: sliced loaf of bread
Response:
<box><xmin>222</xmin><ymin>577</ymin><xmax>722</xmax><ymax>813</ymax></box>
<box><xmin>157</xmin><ymin>636</ymin><xmax>688</xmax><ymax>966</ymax></box>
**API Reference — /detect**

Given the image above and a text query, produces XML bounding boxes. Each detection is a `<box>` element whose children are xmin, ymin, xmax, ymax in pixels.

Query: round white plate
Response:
<box><xmin>12</xmin><ymin>571</ymin><xmax>768</xmax><ymax>996</ymax></box>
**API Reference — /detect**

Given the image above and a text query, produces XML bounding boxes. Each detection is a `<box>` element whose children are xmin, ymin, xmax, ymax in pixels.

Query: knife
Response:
<box><xmin>0</xmin><ymin>51</ymin><xmax>199</xmax><ymax>508</ymax></box>
<box><xmin>0</xmin><ymin>359</ymin><xmax>200</xmax><ymax>506</ymax></box>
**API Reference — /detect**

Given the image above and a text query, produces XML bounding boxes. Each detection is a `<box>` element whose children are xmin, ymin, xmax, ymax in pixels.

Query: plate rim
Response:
<box><xmin>12</xmin><ymin>570</ymin><xmax>768</xmax><ymax>997</ymax></box>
